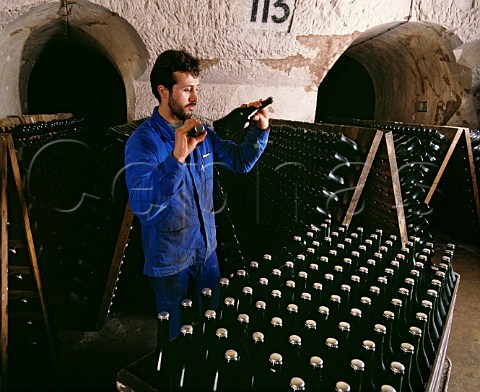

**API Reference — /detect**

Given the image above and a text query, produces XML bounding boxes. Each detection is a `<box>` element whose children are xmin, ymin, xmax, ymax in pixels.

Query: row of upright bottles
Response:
<box><xmin>311</xmin><ymin>119</ymin><xmax>475</xmax><ymax>246</ymax></box>
<box><xmin>153</xmin><ymin>219</ymin><xmax>457</xmax><ymax>391</ymax></box>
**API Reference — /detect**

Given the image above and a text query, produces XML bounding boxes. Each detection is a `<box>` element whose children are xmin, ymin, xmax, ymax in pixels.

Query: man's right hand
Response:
<box><xmin>172</xmin><ymin>118</ymin><xmax>207</xmax><ymax>163</ymax></box>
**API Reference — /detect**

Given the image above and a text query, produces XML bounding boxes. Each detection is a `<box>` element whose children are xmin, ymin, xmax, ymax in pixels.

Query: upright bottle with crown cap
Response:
<box><xmin>155</xmin><ymin>311</ymin><xmax>171</xmax><ymax>378</ymax></box>
<box><xmin>169</xmin><ymin>325</ymin><xmax>198</xmax><ymax>391</ymax></box>
<box><xmin>231</xmin><ymin>269</ymin><xmax>249</xmax><ymax>293</ymax></box>
<box><xmin>199</xmin><ymin>309</ymin><xmax>217</xmax><ymax>362</ymax></box>
<box><xmin>382</xmin><ymin>311</ymin><xmax>396</xmax><ymax>364</ymax></box>
<box><xmin>219</xmin><ymin>278</ymin><xmax>231</xmax><ymax>303</ymax></box>
<box><xmin>415</xmin><ymin>311</ymin><xmax>434</xmax><ymax>368</ymax></box>
<box><xmin>250</xmin><ymin>300</ymin><xmax>267</xmax><ymax>333</ymax></box>
<box><xmin>347</xmin><ymin>359</ymin><xmax>365</xmax><ymax>392</ymax></box>
<box><xmin>317</xmin><ymin>305</ymin><xmax>331</xmax><ymax>343</ymax></box>
<box><xmin>268</xmin><ymin>289</ymin><xmax>283</xmax><ymax>319</ymax></box>
<box><xmin>422</xmin><ymin>296</ymin><xmax>441</xmax><ymax>347</ymax></box>
<box><xmin>219</xmin><ymin>297</ymin><xmax>237</xmax><ymax>331</ymax></box>
<box><xmin>436</xmin><ymin>267</ymin><xmax>453</xmax><ymax>305</ymax></box>
<box><xmin>429</xmin><ymin>278</ymin><xmax>448</xmax><ymax>322</ymax></box>
<box><xmin>378</xmin><ymin>361</ymin><xmax>405</xmax><ymax>392</ymax></box>
<box><xmin>399</xmin><ymin>342</ymin><xmax>415</xmax><ymax>392</ymax></box>
<box><xmin>212</xmin><ymin>349</ymin><xmax>247</xmax><ymax>392</ymax></box>
<box><xmin>238</xmin><ymin>286</ymin><xmax>253</xmax><ymax>314</ymax></box>
<box><xmin>407</xmin><ymin>326</ymin><xmax>428</xmax><ymax>390</ymax></box>
<box><xmin>369</xmin><ymin>324</ymin><xmax>389</xmax><ymax>389</ymax></box>
<box><xmin>180</xmin><ymin>298</ymin><xmax>195</xmax><ymax>326</ymax></box>
<box><xmin>201</xmin><ymin>288</ymin><xmax>213</xmax><ymax>314</ymax></box>
<box><xmin>322</xmin><ymin>337</ymin><xmax>340</xmax><ymax>390</ymax></box>
<box><xmin>265</xmin><ymin>316</ymin><xmax>284</xmax><ymax>355</ymax></box>
<box><xmin>204</xmin><ymin>327</ymin><xmax>230</xmax><ymax>390</ymax></box>
<box><xmin>359</xmin><ymin>339</ymin><xmax>377</xmax><ymax>391</ymax></box>
<box><xmin>248</xmin><ymin>331</ymin><xmax>266</xmax><ymax>390</ymax></box>
<box><xmin>284</xmin><ymin>303</ymin><xmax>299</xmax><ymax>338</ymax></box>
<box><xmin>284</xmin><ymin>334</ymin><xmax>303</xmax><ymax>382</ymax></box>
<box><xmin>306</xmin><ymin>356</ymin><xmax>325</xmax><ymax>391</ymax></box>
<box><xmin>262</xmin><ymin>353</ymin><xmax>285</xmax><ymax>391</ymax></box>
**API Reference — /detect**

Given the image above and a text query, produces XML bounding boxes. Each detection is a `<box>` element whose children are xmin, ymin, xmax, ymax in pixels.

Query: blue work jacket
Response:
<box><xmin>124</xmin><ymin>107</ymin><xmax>269</xmax><ymax>277</ymax></box>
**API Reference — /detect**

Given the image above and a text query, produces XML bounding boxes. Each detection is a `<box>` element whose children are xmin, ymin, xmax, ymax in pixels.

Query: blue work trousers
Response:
<box><xmin>147</xmin><ymin>252</ymin><xmax>221</xmax><ymax>340</ymax></box>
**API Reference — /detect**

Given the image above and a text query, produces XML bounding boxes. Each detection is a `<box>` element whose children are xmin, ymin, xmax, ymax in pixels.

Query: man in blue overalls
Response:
<box><xmin>124</xmin><ymin>49</ymin><xmax>270</xmax><ymax>339</ymax></box>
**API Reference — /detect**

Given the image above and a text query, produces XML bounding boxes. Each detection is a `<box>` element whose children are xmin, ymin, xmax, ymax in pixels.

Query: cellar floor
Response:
<box><xmin>49</xmin><ymin>233</ymin><xmax>480</xmax><ymax>392</ymax></box>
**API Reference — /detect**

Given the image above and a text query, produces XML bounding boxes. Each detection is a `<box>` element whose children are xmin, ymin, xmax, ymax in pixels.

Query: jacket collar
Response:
<box><xmin>151</xmin><ymin>106</ymin><xmax>176</xmax><ymax>142</ymax></box>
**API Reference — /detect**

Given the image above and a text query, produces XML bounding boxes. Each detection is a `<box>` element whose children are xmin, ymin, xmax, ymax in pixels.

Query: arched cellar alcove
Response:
<box><xmin>0</xmin><ymin>0</ymin><xmax>149</xmax><ymax>122</ymax></box>
<box><xmin>0</xmin><ymin>1</ymin><xmax>151</xmax><ymax>330</ymax></box>
<box><xmin>315</xmin><ymin>55</ymin><xmax>375</xmax><ymax>122</ymax></box>
<box><xmin>27</xmin><ymin>38</ymin><xmax>127</xmax><ymax>137</ymax></box>
<box><xmin>316</xmin><ymin>21</ymin><xmax>472</xmax><ymax>127</ymax></box>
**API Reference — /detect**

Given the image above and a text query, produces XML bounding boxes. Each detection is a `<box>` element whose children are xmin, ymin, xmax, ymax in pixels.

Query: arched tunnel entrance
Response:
<box><xmin>0</xmin><ymin>0</ymin><xmax>149</xmax><ymax>122</ymax></box>
<box><xmin>315</xmin><ymin>21</ymin><xmax>478</xmax><ymax>244</ymax></box>
<box><xmin>21</xmin><ymin>20</ymin><xmax>130</xmax><ymax>150</ymax></box>
<box><xmin>315</xmin><ymin>55</ymin><xmax>375</xmax><ymax>122</ymax></box>
<box><xmin>27</xmin><ymin>41</ymin><xmax>127</xmax><ymax>138</ymax></box>
<box><xmin>316</xmin><ymin>21</ymin><xmax>473</xmax><ymax>127</ymax></box>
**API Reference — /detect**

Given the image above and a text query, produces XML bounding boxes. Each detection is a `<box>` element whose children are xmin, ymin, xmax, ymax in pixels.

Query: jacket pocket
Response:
<box><xmin>153</xmin><ymin>223</ymin><xmax>189</xmax><ymax>266</ymax></box>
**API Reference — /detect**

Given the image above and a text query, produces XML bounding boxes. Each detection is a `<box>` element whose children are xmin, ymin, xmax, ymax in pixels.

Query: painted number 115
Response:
<box><xmin>251</xmin><ymin>0</ymin><xmax>291</xmax><ymax>24</ymax></box>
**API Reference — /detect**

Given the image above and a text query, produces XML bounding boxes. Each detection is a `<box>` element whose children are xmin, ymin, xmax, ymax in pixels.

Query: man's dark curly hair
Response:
<box><xmin>150</xmin><ymin>49</ymin><xmax>201</xmax><ymax>102</ymax></box>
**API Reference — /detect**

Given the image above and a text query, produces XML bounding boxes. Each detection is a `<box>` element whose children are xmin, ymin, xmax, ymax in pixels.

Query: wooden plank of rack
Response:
<box><xmin>425</xmin><ymin>128</ymin><xmax>463</xmax><ymax>205</ymax></box>
<box><xmin>0</xmin><ymin>135</ymin><xmax>9</xmax><ymax>391</ymax></box>
<box><xmin>0</xmin><ymin>113</ymin><xmax>73</xmax><ymax>132</ymax></box>
<box><xmin>385</xmin><ymin>131</ymin><xmax>408</xmax><ymax>246</ymax></box>
<box><xmin>463</xmin><ymin>128</ymin><xmax>480</xmax><ymax>231</ymax></box>
<box><xmin>6</xmin><ymin>134</ymin><xmax>50</xmax><ymax>328</ymax></box>
<box><xmin>18</xmin><ymin>113</ymin><xmax>72</xmax><ymax>124</ymax></box>
<box><xmin>342</xmin><ymin>130</ymin><xmax>383</xmax><ymax>227</ymax></box>
<box><xmin>0</xmin><ymin>118</ymin><xmax>21</xmax><ymax>132</ymax></box>
<box><xmin>3</xmin><ymin>133</ymin><xmax>58</xmax><ymax>382</ymax></box>
<box><xmin>95</xmin><ymin>202</ymin><xmax>135</xmax><ymax>330</ymax></box>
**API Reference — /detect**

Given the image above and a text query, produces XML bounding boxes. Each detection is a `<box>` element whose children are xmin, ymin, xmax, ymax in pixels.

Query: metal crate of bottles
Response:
<box><xmin>116</xmin><ymin>222</ymin><xmax>459</xmax><ymax>392</ymax></box>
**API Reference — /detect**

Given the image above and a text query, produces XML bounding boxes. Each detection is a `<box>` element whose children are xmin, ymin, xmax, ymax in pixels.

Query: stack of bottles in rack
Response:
<box><xmin>154</xmin><ymin>220</ymin><xmax>457</xmax><ymax>392</ymax></box>
<box><xmin>392</xmin><ymin>127</ymin><xmax>446</xmax><ymax>244</ymax></box>
<box><xmin>257</xmin><ymin>125</ymin><xmax>360</xmax><ymax>230</ymax></box>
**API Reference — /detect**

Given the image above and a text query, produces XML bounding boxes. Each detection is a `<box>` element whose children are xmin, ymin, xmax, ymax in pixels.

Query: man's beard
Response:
<box><xmin>168</xmin><ymin>94</ymin><xmax>193</xmax><ymax>121</ymax></box>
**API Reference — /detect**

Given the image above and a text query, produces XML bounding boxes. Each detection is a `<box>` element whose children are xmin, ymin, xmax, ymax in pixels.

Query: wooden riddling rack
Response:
<box><xmin>3</xmin><ymin>113</ymin><xmax>137</xmax><ymax>336</ymax></box>
<box><xmin>96</xmin><ymin>117</ymin><xmax>479</xmax><ymax>330</ymax></box>
<box><xmin>316</xmin><ymin>117</ymin><xmax>480</xmax><ymax>245</ymax></box>
<box><xmin>109</xmin><ymin>118</ymin><xmax>467</xmax><ymax>392</ymax></box>
<box><xmin>266</xmin><ymin>119</ymin><xmax>382</xmax><ymax>233</ymax></box>
<box><xmin>0</xmin><ymin>130</ymin><xmax>59</xmax><ymax>391</ymax></box>
<box><xmin>93</xmin><ymin>118</ymin><xmax>372</xmax><ymax>329</ymax></box>
<box><xmin>0</xmin><ymin>113</ymin><xmax>73</xmax><ymax>131</ymax></box>
<box><xmin>1</xmin><ymin>113</ymin><xmax>469</xmax><ymax>391</ymax></box>
<box><xmin>0</xmin><ymin>112</ymin><xmax>101</xmax><ymax>390</ymax></box>
<box><xmin>269</xmin><ymin>118</ymin><xmax>479</xmax><ymax>246</ymax></box>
